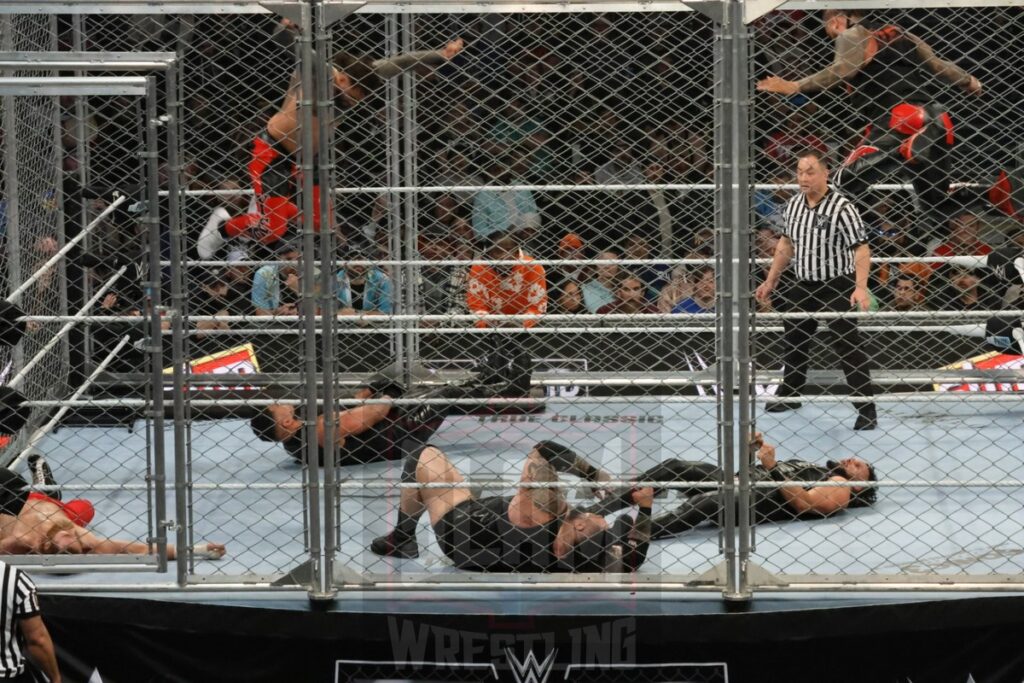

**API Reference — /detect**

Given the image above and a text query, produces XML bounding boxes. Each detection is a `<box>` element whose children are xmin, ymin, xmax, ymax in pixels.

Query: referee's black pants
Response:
<box><xmin>778</xmin><ymin>272</ymin><xmax>874</xmax><ymax>401</ymax></box>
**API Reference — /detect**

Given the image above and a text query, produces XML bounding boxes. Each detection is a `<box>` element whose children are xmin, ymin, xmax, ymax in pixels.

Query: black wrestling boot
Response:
<box><xmin>764</xmin><ymin>386</ymin><xmax>801</xmax><ymax>413</ymax></box>
<box><xmin>370</xmin><ymin>530</ymin><xmax>419</xmax><ymax>559</ymax></box>
<box><xmin>470</xmin><ymin>350</ymin><xmax>511</xmax><ymax>387</ymax></box>
<box><xmin>853</xmin><ymin>403</ymin><xmax>878</xmax><ymax>431</ymax></box>
<box><xmin>27</xmin><ymin>452</ymin><xmax>60</xmax><ymax>501</ymax></box>
<box><xmin>504</xmin><ymin>349</ymin><xmax>534</xmax><ymax>397</ymax></box>
<box><xmin>764</xmin><ymin>399</ymin><xmax>802</xmax><ymax>413</ymax></box>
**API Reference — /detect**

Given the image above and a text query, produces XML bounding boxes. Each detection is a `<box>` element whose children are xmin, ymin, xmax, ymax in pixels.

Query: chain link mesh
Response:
<box><xmin>0</xmin><ymin>15</ymin><xmax>68</xmax><ymax>459</ymax></box>
<box><xmin>0</xmin><ymin>18</ymin><xmax>165</xmax><ymax>568</ymax></box>
<box><xmin>749</xmin><ymin>5</ymin><xmax>1024</xmax><ymax>580</ymax></box>
<box><xmin>0</xmin><ymin>3</ymin><xmax>1019</xmax><ymax>590</ymax></box>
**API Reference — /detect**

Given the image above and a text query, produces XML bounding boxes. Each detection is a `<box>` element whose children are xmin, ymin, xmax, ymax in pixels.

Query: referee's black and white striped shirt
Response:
<box><xmin>0</xmin><ymin>561</ymin><xmax>40</xmax><ymax>677</ymax></box>
<box><xmin>782</xmin><ymin>188</ymin><xmax>868</xmax><ymax>282</ymax></box>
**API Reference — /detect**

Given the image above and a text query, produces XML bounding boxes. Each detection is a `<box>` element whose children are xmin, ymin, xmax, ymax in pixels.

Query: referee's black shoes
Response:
<box><xmin>764</xmin><ymin>399</ymin><xmax>801</xmax><ymax>413</ymax></box>
<box><xmin>766</xmin><ymin>399</ymin><xmax>878</xmax><ymax>430</ymax></box>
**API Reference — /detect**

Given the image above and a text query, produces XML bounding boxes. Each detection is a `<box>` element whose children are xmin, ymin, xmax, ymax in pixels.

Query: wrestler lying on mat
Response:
<box><xmin>0</xmin><ymin>455</ymin><xmax>225</xmax><ymax>559</ymax></box>
<box><xmin>579</xmin><ymin>432</ymin><xmax>878</xmax><ymax>538</ymax></box>
<box><xmin>370</xmin><ymin>440</ymin><xmax>646</xmax><ymax>572</ymax></box>
<box><xmin>250</xmin><ymin>357</ymin><xmax>532</xmax><ymax>466</ymax></box>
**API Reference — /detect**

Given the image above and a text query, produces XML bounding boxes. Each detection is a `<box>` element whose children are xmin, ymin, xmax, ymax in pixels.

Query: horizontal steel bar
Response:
<box><xmin>781</xmin><ymin>0</ymin><xmax>1020</xmax><ymax>9</ymax></box>
<box><xmin>332</xmin><ymin>479</ymin><xmax>1024</xmax><ymax>490</ymax></box>
<box><xmin>0</xmin><ymin>76</ymin><xmax>148</xmax><ymax>96</ymax></box>
<box><xmin>24</xmin><ymin>392</ymin><xmax>1024</xmax><ymax>409</ymax></box>
<box><xmin>2</xmin><ymin>555</ymin><xmax>157</xmax><ymax>567</ymax></box>
<box><xmin>161</xmin><ymin>179</ymin><xmax>988</xmax><ymax>197</ymax></box>
<box><xmin>0</xmin><ymin>1</ymin><xmax>271</xmax><ymax>13</ymax></box>
<box><xmin>20</xmin><ymin>309</ymin><xmax>1016</xmax><ymax>326</ymax></box>
<box><xmin>8</xmin><ymin>0</ymin><xmax>1006</xmax><ymax>17</ymax></box>
<box><xmin>38</xmin><ymin>584</ymin><xmax>308</xmax><ymax>593</ymax></box>
<box><xmin>150</xmin><ymin>325</ymin><xmax>1017</xmax><ymax>337</ymax></box>
<box><xmin>0</xmin><ymin>0</ymin><xmax>695</xmax><ymax>14</ymax></box>
<box><xmin>354</xmin><ymin>2</ymin><xmax>695</xmax><ymax>13</ymax></box>
<box><xmin>0</xmin><ymin>51</ymin><xmax>176</xmax><ymax>70</ymax></box>
<box><xmin>43</xmin><ymin>309</ymin><xmax>1009</xmax><ymax>323</ymax></box>
<box><xmin>162</xmin><ymin>255</ymin><xmax>990</xmax><ymax>267</ymax></box>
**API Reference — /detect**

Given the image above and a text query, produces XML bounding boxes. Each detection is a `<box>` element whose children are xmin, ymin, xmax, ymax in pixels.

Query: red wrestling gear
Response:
<box><xmin>989</xmin><ymin>170</ymin><xmax>1021</xmax><ymax>221</ymax></box>
<box><xmin>234</xmin><ymin>132</ymin><xmax>326</xmax><ymax>245</ymax></box>
<box><xmin>28</xmin><ymin>492</ymin><xmax>95</xmax><ymax>527</ymax></box>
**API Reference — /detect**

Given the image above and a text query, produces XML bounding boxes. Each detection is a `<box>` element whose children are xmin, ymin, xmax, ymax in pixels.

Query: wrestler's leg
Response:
<box><xmin>371</xmin><ymin>443</ymin><xmax>473</xmax><ymax>558</ymax></box>
<box><xmin>223</xmin><ymin>135</ymin><xmax>299</xmax><ymax>246</ymax></box>
<box><xmin>904</xmin><ymin>109</ymin><xmax>957</xmax><ymax>243</ymax></box>
<box><xmin>650</xmin><ymin>491</ymin><xmax>722</xmax><ymax>540</ymax></box>
<box><xmin>833</xmin><ymin>130</ymin><xmax>904</xmax><ymax>217</ymax></box>
<box><xmin>28</xmin><ymin>452</ymin><xmax>60</xmax><ymax>501</ymax></box>
<box><xmin>582</xmin><ymin>459</ymin><xmax>721</xmax><ymax>517</ymax></box>
<box><xmin>984</xmin><ymin>243</ymin><xmax>1024</xmax><ymax>285</ymax></box>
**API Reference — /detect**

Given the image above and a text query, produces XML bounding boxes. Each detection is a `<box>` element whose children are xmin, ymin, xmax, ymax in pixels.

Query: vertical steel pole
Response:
<box><xmin>144</xmin><ymin>75</ymin><xmax>169</xmax><ymax>572</ymax></box>
<box><xmin>2</xmin><ymin>19</ymin><xmax>23</xmax><ymax>318</ymax></box>
<box><xmin>384</xmin><ymin>13</ymin><xmax>406</xmax><ymax>383</ymax></box>
<box><xmin>315</xmin><ymin>0</ymin><xmax>339</xmax><ymax>599</ymax></box>
<box><xmin>167</xmin><ymin>62</ymin><xmax>190</xmax><ymax>585</ymax></box>
<box><xmin>400</xmin><ymin>13</ymin><xmax>419</xmax><ymax>375</ymax></box>
<box><xmin>730</xmin><ymin>0</ymin><xmax>755</xmax><ymax>601</ymax></box>
<box><xmin>714</xmin><ymin>0</ymin><xmax>739</xmax><ymax>601</ymax></box>
<box><xmin>72</xmin><ymin>15</ymin><xmax>95</xmax><ymax>376</ymax></box>
<box><xmin>714</xmin><ymin>0</ymin><xmax>754</xmax><ymax>602</ymax></box>
<box><xmin>297</xmin><ymin>0</ymin><xmax>325</xmax><ymax>598</ymax></box>
<box><xmin>49</xmin><ymin>15</ymin><xmax>72</xmax><ymax>386</ymax></box>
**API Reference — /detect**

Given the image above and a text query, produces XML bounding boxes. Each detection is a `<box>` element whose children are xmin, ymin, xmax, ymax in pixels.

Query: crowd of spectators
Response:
<box><xmin>16</xmin><ymin>8</ymin><xmax>1019</xmax><ymax>356</ymax></box>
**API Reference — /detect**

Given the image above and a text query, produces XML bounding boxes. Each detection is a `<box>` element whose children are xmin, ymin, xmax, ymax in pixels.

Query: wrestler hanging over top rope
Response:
<box><xmin>204</xmin><ymin>21</ymin><xmax>464</xmax><ymax>255</ymax></box>
<box><xmin>754</xmin><ymin>9</ymin><xmax>1023</xmax><ymax>243</ymax></box>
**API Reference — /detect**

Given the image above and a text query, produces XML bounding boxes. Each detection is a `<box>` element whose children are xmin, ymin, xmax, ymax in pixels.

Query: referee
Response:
<box><xmin>0</xmin><ymin>470</ymin><xmax>62</xmax><ymax>683</ymax></box>
<box><xmin>755</xmin><ymin>149</ymin><xmax>877</xmax><ymax>431</ymax></box>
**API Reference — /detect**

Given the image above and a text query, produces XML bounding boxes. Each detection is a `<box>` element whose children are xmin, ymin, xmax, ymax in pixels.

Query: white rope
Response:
<box><xmin>5</xmin><ymin>193</ymin><xmax>127</xmax><ymax>304</ymax></box>
<box><xmin>7</xmin><ymin>267</ymin><xmax>126</xmax><ymax>391</ymax></box>
<box><xmin>10</xmin><ymin>334</ymin><xmax>133</xmax><ymax>470</ymax></box>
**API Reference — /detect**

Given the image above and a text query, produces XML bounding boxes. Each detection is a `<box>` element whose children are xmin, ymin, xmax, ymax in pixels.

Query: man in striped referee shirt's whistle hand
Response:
<box><xmin>755</xmin><ymin>149</ymin><xmax>877</xmax><ymax>431</ymax></box>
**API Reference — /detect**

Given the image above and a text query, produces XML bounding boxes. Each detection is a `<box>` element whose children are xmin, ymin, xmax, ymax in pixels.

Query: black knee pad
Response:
<box><xmin>400</xmin><ymin>438</ymin><xmax>430</xmax><ymax>482</ymax></box>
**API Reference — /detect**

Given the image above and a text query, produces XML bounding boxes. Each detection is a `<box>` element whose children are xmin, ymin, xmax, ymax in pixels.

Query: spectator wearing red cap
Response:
<box><xmin>553</xmin><ymin>232</ymin><xmax>586</xmax><ymax>285</ymax></box>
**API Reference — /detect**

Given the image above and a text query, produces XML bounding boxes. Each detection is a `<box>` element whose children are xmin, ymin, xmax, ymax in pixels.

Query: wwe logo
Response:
<box><xmin>505</xmin><ymin>648</ymin><xmax>557</xmax><ymax>683</ymax></box>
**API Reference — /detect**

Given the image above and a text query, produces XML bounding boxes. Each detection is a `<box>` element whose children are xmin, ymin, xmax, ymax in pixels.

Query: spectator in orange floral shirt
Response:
<box><xmin>466</xmin><ymin>231</ymin><xmax>547</xmax><ymax>329</ymax></box>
